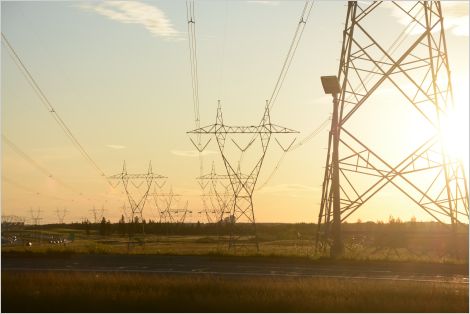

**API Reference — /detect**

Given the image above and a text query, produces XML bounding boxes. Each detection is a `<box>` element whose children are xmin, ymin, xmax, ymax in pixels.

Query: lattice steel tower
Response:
<box><xmin>317</xmin><ymin>1</ymin><xmax>469</xmax><ymax>256</ymax></box>
<box><xmin>189</xmin><ymin>101</ymin><xmax>298</xmax><ymax>250</ymax></box>
<box><xmin>109</xmin><ymin>161</ymin><xmax>166</xmax><ymax>230</ymax></box>
<box><xmin>197</xmin><ymin>162</ymin><xmax>235</xmax><ymax>224</ymax></box>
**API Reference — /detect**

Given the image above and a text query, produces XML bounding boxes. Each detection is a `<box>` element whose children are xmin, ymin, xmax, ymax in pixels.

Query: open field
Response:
<box><xmin>2</xmin><ymin>222</ymin><xmax>468</xmax><ymax>263</ymax></box>
<box><xmin>2</xmin><ymin>271</ymin><xmax>468</xmax><ymax>312</ymax></box>
<box><xmin>3</xmin><ymin>253</ymin><xmax>467</xmax><ymax>282</ymax></box>
<box><xmin>3</xmin><ymin>222</ymin><xmax>468</xmax><ymax>312</ymax></box>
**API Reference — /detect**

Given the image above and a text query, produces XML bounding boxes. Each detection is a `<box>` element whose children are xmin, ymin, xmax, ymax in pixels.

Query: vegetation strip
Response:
<box><xmin>2</xmin><ymin>271</ymin><xmax>468</xmax><ymax>312</ymax></box>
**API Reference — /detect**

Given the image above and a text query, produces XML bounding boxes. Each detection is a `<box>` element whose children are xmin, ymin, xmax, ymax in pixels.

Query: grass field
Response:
<box><xmin>2</xmin><ymin>235</ymin><xmax>467</xmax><ymax>265</ymax></box>
<box><xmin>3</xmin><ymin>221</ymin><xmax>468</xmax><ymax>263</ymax></box>
<box><xmin>2</xmin><ymin>271</ymin><xmax>468</xmax><ymax>312</ymax></box>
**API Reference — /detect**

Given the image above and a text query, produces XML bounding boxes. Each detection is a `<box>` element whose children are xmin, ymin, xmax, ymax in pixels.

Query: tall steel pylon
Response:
<box><xmin>109</xmin><ymin>161</ymin><xmax>166</xmax><ymax>231</ymax></box>
<box><xmin>29</xmin><ymin>207</ymin><xmax>43</xmax><ymax>226</ymax></box>
<box><xmin>153</xmin><ymin>187</ymin><xmax>191</xmax><ymax>223</ymax></box>
<box><xmin>55</xmin><ymin>208</ymin><xmax>68</xmax><ymax>224</ymax></box>
<box><xmin>189</xmin><ymin>101</ymin><xmax>298</xmax><ymax>250</ymax></box>
<box><xmin>317</xmin><ymin>2</ymin><xmax>469</xmax><ymax>255</ymax></box>
<box><xmin>197</xmin><ymin>161</ymin><xmax>235</xmax><ymax>224</ymax></box>
<box><xmin>89</xmin><ymin>205</ymin><xmax>106</xmax><ymax>224</ymax></box>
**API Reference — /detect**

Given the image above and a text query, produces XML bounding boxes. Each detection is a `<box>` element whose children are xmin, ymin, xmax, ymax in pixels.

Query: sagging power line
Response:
<box><xmin>1</xmin><ymin>32</ymin><xmax>112</xmax><ymax>187</ymax></box>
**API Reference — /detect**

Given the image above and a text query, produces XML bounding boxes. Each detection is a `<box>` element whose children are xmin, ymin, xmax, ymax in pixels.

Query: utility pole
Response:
<box><xmin>321</xmin><ymin>75</ymin><xmax>343</xmax><ymax>258</ymax></box>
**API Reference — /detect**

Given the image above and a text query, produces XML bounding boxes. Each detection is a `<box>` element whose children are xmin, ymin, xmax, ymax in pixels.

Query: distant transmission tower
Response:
<box><xmin>109</xmin><ymin>161</ymin><xmax>166</xmax><ymax>232</ymax></box>
<box><xmin>89</xmin><ymin>205</ymin><xmax>106</xmax><ymax>223</ymax></box>
<box><xmin>29</xmin><ymin>207</ymin><xmax>43</xmax><ymax>225</ymax></box>
<box><xmin>189</xmin><ymin>101</ymin><xmax>298</xmax><ymax>250</ymax></box>
<box><xmin>55</xmin><ymin>208</ymin><xmax>68</xmax><ymax>224</ymax></box>
<box><xmin>197</xmin><ymin>161</ymin><xmax>235</xmax><ymax>223</ymax></box>
<box><xmin>121</xmin><ymin>203</ymin><xmax>131</xmax><ymax>222</ymax></box>
<box><xmin>317</xmin><ymin>2</ymin><xmax>469</xmax><ymax>257</ymax></box>
<box><xmin>154</xmin><ymin>187</ymin><xmax>192</xmax><ymax>223</ymax></box>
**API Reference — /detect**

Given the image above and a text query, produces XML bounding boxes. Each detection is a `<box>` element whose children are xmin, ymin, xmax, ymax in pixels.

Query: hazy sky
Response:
<box><xmin>2</xmin><ymin>1</ymin><xmax>469</xmax><ymax>224</ymax></box>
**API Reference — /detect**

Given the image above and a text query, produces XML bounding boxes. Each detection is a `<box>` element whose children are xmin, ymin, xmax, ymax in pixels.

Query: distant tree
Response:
<box><xmin>118</xmin><ymin>215</ymin><xmax>126</xmax><ymax>235</ymax></box>
<box><xmin>223</xmin><ymin>215</ymin><xmax>235</xmax><ymax>225</ymax></box>
<box><xmin>84</xmin><ymin>219</ymin><xmax>90</xmax><ymax>236</ymax></box>
<box><xmin>356</xmin><ymin>219</ymin><xmax>362</xmax><ymax>224</ymax></box>
<box><xmin>106</xmin><ymin>219</ymin><xmax>112</xmax><ymax>235</ymax></box>
<box><xmin>410</xmin><ymin>216</ymin><xmax>417</xmax><ymax>223</ymax></box>
<box><xmin>99</xmin><ymin>217</ymin><xmax>106</xmax><ymax>236</ymax></box>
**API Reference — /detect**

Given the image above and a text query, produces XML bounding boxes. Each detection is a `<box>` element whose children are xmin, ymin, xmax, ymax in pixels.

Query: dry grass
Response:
<box><xmin>2</xmin><ymin>236</ymin><xmax>467</xmax><ymax>265</ymax></box>
<box><xmin>2</xmin><ymin>270</ymin><xmax>468</xmax><ymax>312</ymax></box>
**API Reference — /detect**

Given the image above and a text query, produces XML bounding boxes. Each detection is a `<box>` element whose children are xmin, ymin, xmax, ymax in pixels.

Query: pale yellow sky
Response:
<box><xmin>1</xmin><ymin>1</ymin><xmax>469</xmax><ymax>224</ymax></box>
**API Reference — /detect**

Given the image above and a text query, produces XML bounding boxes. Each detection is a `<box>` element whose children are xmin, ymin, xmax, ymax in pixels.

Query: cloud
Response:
<box><xmin>79</xmin><ymin>1</ymin><xmax>182</xmax><ymax>39</ymax></box>
<box><xmin>246</xmin><ymin>1</ymin><xmax>280</xmax><ymax>6</ymax></box>
<box><xmin>442</xmin><ymin>2</ymin><xmax>469</xmax><ymax>37</ymax></box>
<box><xmin>171</xmin><ymin>150</ymin><xmax>218</xmax><ymax>157</ymax></box>
<box><xmin>388</xmin><ymin>2</ymin><xmax>469</xmax><ymax>37</ymax></box>
<box><xmin>259</xmin><ymin>183</ymin><xmax>319</xmax><ymax>195</ymax></box>
<box><xmin>106</xmin><ymin>144</ymin><xmax>126</xmax><ymax>150</ymax></box>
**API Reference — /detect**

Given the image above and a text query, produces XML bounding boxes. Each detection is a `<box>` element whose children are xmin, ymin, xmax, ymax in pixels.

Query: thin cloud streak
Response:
<box><xmin>260</xmin><ymin>183</ymin><xmax>319</xmax><ymax>194</ymax></box>
<box><xmin>171</xmin><ymin>150</ymin><xmax>218</xmax><ymax>158</ymax></box>
<box><xmin>106</xmin><ymin>144</ymin><xmax>126</xmax><ymax>150</ymax></box>
<box><xmin>388</xmin><ymin>2</ymin><xmax>469</xmax><ymax>37</ymax></box>
<box><xmin>79</xmin><ymin>1</ymin><xmax>182</xmax><ymax>39</ymax></box>
<box><xmin>246</xmin><ymin>1</ymin><xmax>280</xmax><ymax>6</ymax></box>
<box><xmin>443</xmin><ymin>2</ymin><xmax>469</xmax><ymax>37</ymax></box>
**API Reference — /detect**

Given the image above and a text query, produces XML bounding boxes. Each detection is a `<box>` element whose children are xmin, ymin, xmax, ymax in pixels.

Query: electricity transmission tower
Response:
<box><xmin>188</xmin><ymin>101</ymin><xmax>298</xmax><ymax>250</ymax></box>
<box><xmin>197</xmin><ymin>161</ymin><xmax>235</xmax><ymax>223</ymax></box>
<box><xmin>89</xmin><ymin>205</ymin><xmax>106</xmax><ymax>223</ymax></box>
<box><xmin>109</xmin><ymin>161</ymin><xmax>166</xmax><ymax>232</ymax></box>
<box><xmin>153</xmin><ymin>187</ymin><xmax>192</xmax><ymax>223</ymax></box>
<box><xmin>317</xmin><ymin>2</ymin><xmax>469</xmax><ymax>257</ymax></box>
<box><xmin>56</xmin><ymin>208</ymin><xmax>68</xmax><ymax>224</ymax></box>
<box><xmin>29</xmin><ymin>207</ymin><xmax>43</xmax><ymax>225</ymax></box>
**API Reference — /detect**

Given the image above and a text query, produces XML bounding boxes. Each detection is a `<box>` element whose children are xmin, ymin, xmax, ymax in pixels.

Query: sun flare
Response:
<box><xmin>439</xmin><ymin>101</ymin><xmax>469</xmax><ymax>163</ymax></box>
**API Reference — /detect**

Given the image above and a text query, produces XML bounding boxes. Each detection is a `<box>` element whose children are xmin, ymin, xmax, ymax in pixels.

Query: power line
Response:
<box><xmin>267</xmin><ymin>0</ymin><xmax>314</xmax><ymax>111</ymax></box>
<box><xmin>241</xmin><ymin>0</ymin><xmax>314</xmax><ymax>164</ymax></box>
<box><xmin>2</xmin><ymin>176</ymin><xmax>70</xmax><ymax>201</ymax></box>
<box><xmin>1</xmin><ymin>32</ymin><xmax>112</xmax><ymax>187</ymax></box>
<box><xmin>186</xmin><ymin>0</ymin><xmax>204</xmax><ymax>177</ymax></box>
<box><xmin>2</xmin><ymin>134</ymin><xmax>81</xmax><ymax>194</ymax></box>
<box><xmin>257</xmin><ymin>116</ymin><xmax>330</xmax><ymax>190</ymax></box>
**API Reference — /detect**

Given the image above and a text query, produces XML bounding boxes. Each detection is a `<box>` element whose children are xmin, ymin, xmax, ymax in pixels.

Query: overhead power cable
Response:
<box><xmin>240</xmin><ymin>0</ymin><xmax>315</xmax><ymax>181</ymax></box>
<box><xmin>1</xmin><ymin>32</ymin><xmax>112</xmax><ymax>187</ymax></box>
<box><xmin>2</xmin><ymin>134</ymin><xmax>87</xmax><ymax>196</ymax></box>
<box><xmin>2</xmin><ymin>176</ymin><xmax>70</xmax><ymax>201</ymax></box>
<box><xmin>257</xmin><ymin>116</ymin><xmax>330</xmax><ymax>191</ymax></box>
<box><xmin>267</xmin><ymin>0</ymin><xmax>314</xmax><ymax>111</ymax></box>
<box><xmin>3</xmin><ymin>135</ymin><xmax>54</xmax><ymax>179</ymax></box>
<box><xmin>186</xmin><ymin>0</ymin><xmax>204</xmax><ymax>176</ymax></box>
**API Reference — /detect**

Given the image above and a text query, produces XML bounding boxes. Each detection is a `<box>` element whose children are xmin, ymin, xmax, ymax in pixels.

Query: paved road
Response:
<box><xmin>2</xmin><ymin>254</ymin><xmax>468</xmax><ymax>284</ymax></box>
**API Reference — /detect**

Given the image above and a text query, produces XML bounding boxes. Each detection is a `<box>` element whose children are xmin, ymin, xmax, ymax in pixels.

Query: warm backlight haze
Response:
<box><xmin>1</xmin><ymin>1</ymin><xmax>469</xmax><ymax>224</ymax></box>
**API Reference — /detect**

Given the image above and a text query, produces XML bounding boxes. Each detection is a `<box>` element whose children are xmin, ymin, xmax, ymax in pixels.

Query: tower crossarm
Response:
<box><xmin>108</xmin><ymin>173</ymin><xmax>167</xmax><ymax>180</ymax></box>
<box><xmin>196</xmin><ymin>173</ymin><xmax>250</xmax><ymax>180</ymax></box>
<box><xmin>188</xmin><ymin>123</ymin><xmax>298</xmax><ymax>134</ymax></box>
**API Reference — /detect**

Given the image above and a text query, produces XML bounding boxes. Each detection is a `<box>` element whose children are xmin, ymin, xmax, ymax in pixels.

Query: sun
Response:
<box><xmin>439</xmin><ymin>95</ymin><xmax>469</xmax><ymax>165</ymax></box>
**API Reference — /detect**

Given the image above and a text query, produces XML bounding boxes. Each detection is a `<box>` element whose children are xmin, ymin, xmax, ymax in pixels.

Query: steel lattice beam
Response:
<box><xmin>317</xmin><ymin>1</ymin><xmax>469</xmax><ymax>253</ymax></box>
<box><xmin>109</xmin><ymin>161</ymin><xmax>166</xmax><ymax>228</ymax></box>
<box><xmin>188</xmin><ymin>101</ymin><xmax>298</xmax><ymax>250</ymax></box>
